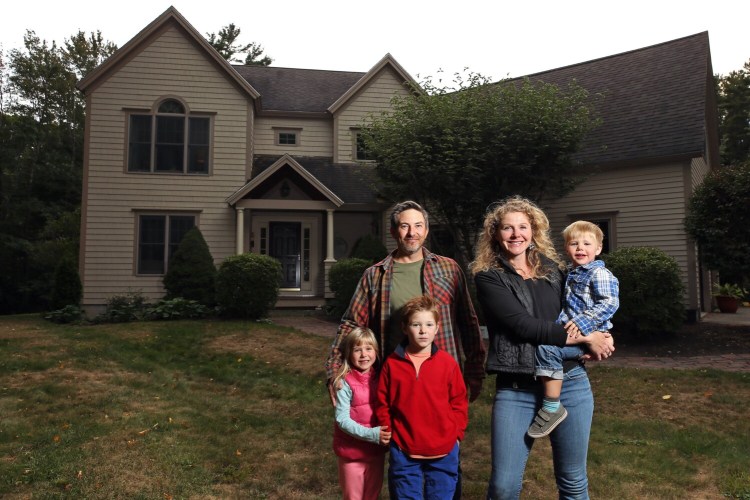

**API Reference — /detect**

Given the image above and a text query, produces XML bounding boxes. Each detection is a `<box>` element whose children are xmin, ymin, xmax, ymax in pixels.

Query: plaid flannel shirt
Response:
<box><xmin>557</xmin><ymin>259</ymin><xmax>620</xmax><ymax>335</ymax></box>
<box><xmin>325</xmin><ymin>248</ymin><xmax>486</xmax><ymax>381</ymax></box>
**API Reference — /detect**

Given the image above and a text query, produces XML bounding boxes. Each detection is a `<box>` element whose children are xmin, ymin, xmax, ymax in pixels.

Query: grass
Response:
<box><xmin>1</xmin><ymin>315</ymin><xmax>749</xmax><ymax>499</ymax></box>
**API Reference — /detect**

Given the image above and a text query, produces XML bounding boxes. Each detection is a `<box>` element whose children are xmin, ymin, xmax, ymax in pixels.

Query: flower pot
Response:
<box><xmin>715</xmin><ymin>295</ymin><xmax>739</xmax><ymax>314</ymax></box>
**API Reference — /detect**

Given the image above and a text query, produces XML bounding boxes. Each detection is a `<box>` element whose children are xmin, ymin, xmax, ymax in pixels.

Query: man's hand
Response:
<box><xmin>467</xmin><ymin>378</ymin><xmax>483</xmax><ymax>402</ymax></box>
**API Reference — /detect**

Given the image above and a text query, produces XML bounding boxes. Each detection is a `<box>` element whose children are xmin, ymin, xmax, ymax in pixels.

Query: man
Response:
<box><xmin>325</xmin><ymin>200</ymin><xmax>486</xmax><ymax>403</ymax></box>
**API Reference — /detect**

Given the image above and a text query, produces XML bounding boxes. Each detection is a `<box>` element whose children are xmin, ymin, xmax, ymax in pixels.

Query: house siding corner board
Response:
<box><xmin>81</xmin><ymin>26</ymin><xmax>248</xmax><ymax>307</ymax></box>
<box><xmin>336</xmin><ymin>67</ymin><xmax>411</xmax><ymax>162</ymax></box>
<box><xmin>544</xmin><ymin>162</ymin><xmax>693</xmax><ymax>298</ymax></box>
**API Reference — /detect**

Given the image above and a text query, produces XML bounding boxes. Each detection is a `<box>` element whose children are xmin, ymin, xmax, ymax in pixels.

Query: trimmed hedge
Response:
<box><xmin>328</xmin><ymin>258</ymin><xmax>371</xmax><ymax>318</ymax></box>
<box><xmin>216</xmin><ymin>253</ymin><xmax>281</xmax><ymax>319</ymax></box>
<box><xmin>603</xmin><ymin>246</ymin><xmax>685</xmax><ymax>336</ymax></box>
<box><xmin>163</xmin><ymin>227</ymin><xmax>217</xmax><ymax>306</ymax></box>
<box><xmin>350</xmin><ymin>234</ymin><xmax>388</xmax><ymax>263</ymax></box>
<box><xmin>50</xmin><ymin>256</ymin><xmax>82</xmax><ymax>309</ymax></box>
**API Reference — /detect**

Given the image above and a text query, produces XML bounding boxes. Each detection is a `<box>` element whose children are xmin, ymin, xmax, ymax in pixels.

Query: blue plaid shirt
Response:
<box><xmin>557</xmin><ymin>260</ymin><xmax>619</xmax><ymax>334</ymax></box>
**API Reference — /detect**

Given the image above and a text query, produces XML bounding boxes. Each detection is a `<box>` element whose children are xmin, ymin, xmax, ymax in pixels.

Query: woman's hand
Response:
<box><xmin>570</xmin><ymin>331</ymin><xmax>614</xmax><ymax>360</ymax></box>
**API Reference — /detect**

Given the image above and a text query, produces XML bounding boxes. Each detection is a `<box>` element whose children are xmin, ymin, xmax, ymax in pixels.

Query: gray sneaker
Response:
<box><xmin>527</xmin><ymin>405</ymin><xmax>568</xmax><ymax>439</ymax></box>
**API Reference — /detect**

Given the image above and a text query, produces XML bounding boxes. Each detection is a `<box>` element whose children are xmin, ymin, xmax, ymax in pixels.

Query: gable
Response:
<box><xmin>77</xmin><ymin>7</ymin><xmax>259</xmax><ymax>100</ymax></box>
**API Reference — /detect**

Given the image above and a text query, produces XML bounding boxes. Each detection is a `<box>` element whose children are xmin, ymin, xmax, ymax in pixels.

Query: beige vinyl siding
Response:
<box><xmin>81</xmin><ymin>26</ymin><xmax>250</xmax><ymax>306</ymax></box>
<box><xmin>690</xmin><ymin>156</ymin><xmax>710</xmax><ymax>190</ymax></box>
<box><xmin>254</xmin><ymin>117</ymin><xmax>333</xmax><ymax>156</ymax></box>
<box><xmin>544</xmin><ymin>162</ymin><xmax>695</xmax><ymax>306</ymax></box>
<box><xmin>335</xmin><ymin>67</ymin><xmax>410</xmax><ymax>163</ymax></box>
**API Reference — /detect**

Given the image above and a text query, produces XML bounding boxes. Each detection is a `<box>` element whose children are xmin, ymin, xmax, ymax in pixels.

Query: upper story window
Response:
<box><xmin>274</xmin><ymin>128</ymin><xmax>301</xmax><ymax>147</ymax></box>
<box><xmin>127</xmin><ymin>99</ymin><xmax>211</xmax><ymax>175</ymax></box>
<box><xmin>354</xmin><ymin>131</ymin><xmax>376</xmax><ymax>161</ymax></box>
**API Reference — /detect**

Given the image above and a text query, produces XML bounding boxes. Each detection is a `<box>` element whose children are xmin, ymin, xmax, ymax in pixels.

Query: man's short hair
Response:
<box><xmin>562</xmin><ymin>220</ymin><xmax>604</xmax><ymax>246</ymax></box>
<box><xmin>390</xmin><ymin>201</ymin><xmax>429</xmax><ymax>231</ymax></box>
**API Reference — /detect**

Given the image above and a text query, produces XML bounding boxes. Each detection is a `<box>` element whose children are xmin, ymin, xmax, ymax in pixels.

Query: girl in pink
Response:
<box><xmin>332</xmin><ymin>327</ymin><xmax>392</xmax><ymax>499</ymax></box>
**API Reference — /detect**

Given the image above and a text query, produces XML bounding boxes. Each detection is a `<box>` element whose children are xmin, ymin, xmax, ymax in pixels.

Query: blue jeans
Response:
<box><xmin>535</xmin><ymin>344</ymin><xmax>586</xmax><ymax>379</ymax></box>
<box><xmin>487</xmin><ymin>366</ymin><xmax>593</xmax><ymax>500</ymax></box>
<box><xmin>389</xmin><ymin>441</ymin><xmax>460</xmax><ymax>499</ymax></box>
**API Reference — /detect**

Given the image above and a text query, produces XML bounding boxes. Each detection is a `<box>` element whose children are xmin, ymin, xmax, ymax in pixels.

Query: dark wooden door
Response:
<box><xmin>269</xmin><ymin>222</ymin><xmax>301</xmax><ymax>289</ymax></box>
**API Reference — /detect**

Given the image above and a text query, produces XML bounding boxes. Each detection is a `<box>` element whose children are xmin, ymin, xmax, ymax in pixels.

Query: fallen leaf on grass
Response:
<box><xmin>76</xmin><ymin>470</ymin><xmax>83</xmax><ymax>479</ymax></box>
<box><xmin>53</xmin><ymin>435</ymin><xmax>61</xmax><ymax>443</ymax></box>
<box><xmin>235</xmin><ymin>449</ymin><xmax>242</xmax><ymax>456</ymax></box>
<box><xmin>703</xmin><ymin>391</ymin><xmax>713</xmax><ymax>398</ymax></box>
<box><xmin>662</xmin><ymin>395</ymin><xmax>671</xmax><ymax>400</ymax></box>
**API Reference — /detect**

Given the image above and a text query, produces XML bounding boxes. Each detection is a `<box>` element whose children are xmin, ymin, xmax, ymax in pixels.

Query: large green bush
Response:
<box><xmin>216</xmin><ymin>253</ymin><xmax>281</xmax><ymax>319</ymax></box>
<box><xmin>350</xmin><ymin>234</ymin><xmax>388</xmax><ymax>263</ymax></box>
<box><xmin>684</xmin><ymin>161</ymin><xmax>750</xmax><ymax>287</ymax></box>
<box><xmin>50</xmin><ymin>256</ymin><xmax>82</xmax><ymax>309</ymax></box>
<box><xmin>328</xmin><ymin>258</ymin><xmax>371</xmax><ymax>318</ymax></box>
<box><xmin>603</xmin><ymin>247</ymin><xmax>685</xmax><ymax>336</ymax></box>
<box><xmin>163</xmin><ymin>227</ymin><xmax>217</xmax><ymax>306</ymax></box>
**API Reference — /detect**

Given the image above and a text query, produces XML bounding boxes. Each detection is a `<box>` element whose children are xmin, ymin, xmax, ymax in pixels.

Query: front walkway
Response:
<box><xmin>271</xmin><ymin>308</ymin><xmax>750</xmax><ymax>373</ymax></box>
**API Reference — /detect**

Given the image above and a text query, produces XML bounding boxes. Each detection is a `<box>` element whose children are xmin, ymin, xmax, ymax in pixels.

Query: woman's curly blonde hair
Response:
<box><xmin>470</xmin><ymin>195</ymin><xmax>563</xmax><ymax>277</ymax></box>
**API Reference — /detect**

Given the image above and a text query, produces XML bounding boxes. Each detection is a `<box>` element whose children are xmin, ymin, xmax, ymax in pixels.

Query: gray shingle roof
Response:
<box><xmin>233</xmin><ymin>66</ymin><xmax>365</xmax><ymax>113</ymax></box>
<box><xmin>252</xmin><ymin>155</ymin><xmax>380</xmax><ymax>204</ymax></box>
<box><xmin>520</xmin><ymin>32</ymin><xmax>712</xmax><ymax>166</ymax></box>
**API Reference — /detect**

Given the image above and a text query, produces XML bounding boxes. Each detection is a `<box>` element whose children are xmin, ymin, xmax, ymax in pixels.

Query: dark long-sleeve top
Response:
<box><xmin>474</xmin><ymin>255</ymin><xmax>569</xmax><ymax>377</ymax></box>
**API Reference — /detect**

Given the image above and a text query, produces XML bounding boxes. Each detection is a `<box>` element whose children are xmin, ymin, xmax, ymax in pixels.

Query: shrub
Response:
<box><xmin>603</xmin><ymin>247</ymin><xmax>685</xmax><ymax>336</ymax></box>
<box><xmin>684</xmin><ymin>162</ymin><xmax>750</xmax><ymax>286</ymax></box>
<box><xmin>328</xmin><ymin>258</ymin><xmax>371</xmax><ymax>318</ymax></box>
<box><xmin>216</xmin><ymin>253</ymin><xmax>281</xmax><ymax>319</ymax></box>
<box><xmin>96</xmin><ymin>290</ymin><xmax>149</xmax><ymax>323</ymax></box>
<box><xmin>146</xmin><ymin>298</ymin><xmax>209</xmax><ymax>320</ymax></box>
<box><xmin>350</xmin><ymin>234</ymin><xmax>388</xmax><ymax>263</ymax></box>
<box><xmin>45</xmin><ymin>305</ymin><xmax>84</xmax><ymax>324</ymax></box>
<box><xmin>50</xmin><ymin>256</ymin><xmax>82</xmax><ymax>309</ymax></box>
<box><xmin>163</xmin><ymin>227</ymin><xmax>217</xmax><ymax>306</ymax></box>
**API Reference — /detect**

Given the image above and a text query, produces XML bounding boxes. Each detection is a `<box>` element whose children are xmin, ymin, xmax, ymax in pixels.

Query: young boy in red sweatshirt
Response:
<box><xmin>376</xmin><ymin>295</ymin><xmax>468</xmax><ymax>499</ymax></box>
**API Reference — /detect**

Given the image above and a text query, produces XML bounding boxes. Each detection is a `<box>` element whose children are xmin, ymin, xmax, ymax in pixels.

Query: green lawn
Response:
<box><xmin>0</xmin><ymin>315</ymin><xmax>748</xmax><ymax>499</ymax></box>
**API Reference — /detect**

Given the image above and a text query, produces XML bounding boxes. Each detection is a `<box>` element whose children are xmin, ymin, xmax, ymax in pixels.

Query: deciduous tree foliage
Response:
<box><xmin>0</xmin><ymin>30</ymin><xmax>116</xmax><ymax>313</ymax></box>
<box><xmin>206</xmin><ymin>24</ymin><xmax>272</xmax><ymax>66</ymax></box>
<box><xmin>717</xmin><ymin>60</ymin><xmax>750</xmax><ymax>166</ymax></box>
<box><xmin>684</xmin><ymin>161</ymin><xmax>750</xmax><ymax>287</ymax></box>
<box><xmin>361</xmin><ymin>72</ymin><xmax>598</xmax><ymax>268</ymax></box>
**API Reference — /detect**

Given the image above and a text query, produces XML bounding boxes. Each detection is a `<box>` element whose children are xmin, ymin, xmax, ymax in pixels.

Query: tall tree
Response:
<box><xmin>0</xmin><ymin>30</ymin><xmax>116</xmax><ymax>313</ymax></box>
<box><xmin>362</xmin><ymin>72</ymin><xmax>598</xmax><ymax>269</ymax></box>
<box><xmin>717</xmin><ymin>60</ymin><xmax>750</xmax><ymax>166</ymax></box>
<box><xmin>206</xmin><ymin>23</ymin><xmax>272</xmax><ymax>66</ymax></box>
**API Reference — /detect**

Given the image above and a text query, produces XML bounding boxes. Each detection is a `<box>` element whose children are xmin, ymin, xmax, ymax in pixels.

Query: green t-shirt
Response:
<box><xmin>386</xmin><ymin>259</ymin><xmax>425</xmax><ymax>356</ymax></box>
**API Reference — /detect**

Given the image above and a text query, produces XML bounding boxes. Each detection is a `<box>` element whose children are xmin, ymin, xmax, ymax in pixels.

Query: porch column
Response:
<box><xmin>324</xmin><ymin>208</ymin><xmax>336</xmax><ymax>299</ymax></box>
<box><xmin>235</xmin><ymin>207</ymin><xmax>244</xmax><ymax>255</ymax></box>
<box><xmin>325</xmin><ymin>209</ymin><xmax>335</xmax><ymax>262</ymax></box>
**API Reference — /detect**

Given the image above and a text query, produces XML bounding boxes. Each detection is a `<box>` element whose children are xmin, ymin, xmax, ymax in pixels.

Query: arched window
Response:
<box><xmin>127</xmin><ymin>98</ymin><xmax>211</xmax><ymax>174</ymax></box>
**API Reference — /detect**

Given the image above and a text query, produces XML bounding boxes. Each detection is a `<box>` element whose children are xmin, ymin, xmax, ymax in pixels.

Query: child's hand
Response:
<box><xmin>379</xmin><ymin>426</ymin><xmax>392</xmax><ymax>446</ymax></box>
<box><xmin>564</xmin><ymin>321</ymin><xmax>581</xmax><ymax>338</ymax></box>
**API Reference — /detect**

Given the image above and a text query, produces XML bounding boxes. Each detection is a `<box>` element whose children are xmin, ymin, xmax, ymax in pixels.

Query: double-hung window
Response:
<box><xmin>137</xmin><ymin>214</ymin><xmax>196</xmax><ymax>275</ymax></box>
<box><xmin>128</xmin><ymin>99</ymin><xmax>211</xmax><ymax>174</ymax></box>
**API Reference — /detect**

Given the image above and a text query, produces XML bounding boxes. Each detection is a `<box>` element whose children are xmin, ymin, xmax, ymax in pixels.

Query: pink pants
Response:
<box><xmin>337</xmin><ymin>454</ymin><xmax>385</xmax><ymax>500</ymax></box>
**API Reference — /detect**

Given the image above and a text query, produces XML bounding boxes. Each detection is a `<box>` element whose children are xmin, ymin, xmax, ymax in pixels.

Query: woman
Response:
<box><xmin>471</xmin><ymin>196</ymin><xmax>613</xmax><ymax>500</ymax></box>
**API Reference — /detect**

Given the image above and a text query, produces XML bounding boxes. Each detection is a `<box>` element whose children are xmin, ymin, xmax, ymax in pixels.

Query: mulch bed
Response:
<box><xmin>613</xmin><ymin>322</ymin><xmax>750</xmax><ymax>358</ymax></box>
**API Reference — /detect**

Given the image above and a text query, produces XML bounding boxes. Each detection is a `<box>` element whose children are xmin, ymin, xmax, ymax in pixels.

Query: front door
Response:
<box><xmin>269</xmin><ymin>222</ymin><xmax>301</xmax><ymax>290</ymax></box>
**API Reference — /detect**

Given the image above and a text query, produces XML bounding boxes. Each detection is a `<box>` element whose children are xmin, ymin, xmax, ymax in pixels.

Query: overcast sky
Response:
<box><xmin>2</xmin><ymin>0</ymin><xmax>748</xmax><ymax>81</ymax></box>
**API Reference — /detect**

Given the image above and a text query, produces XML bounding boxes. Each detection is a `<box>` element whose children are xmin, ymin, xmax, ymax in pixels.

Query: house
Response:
<box><xmin>77</xmin><ymin>7</ymin><xmax>718</xmax><ymax>319</ymax></box>
<box><xmin>528</xmin><ymin>31</ymin><xmax>719</xmax><ymax>321</ymax></box>
<box><xmin>76</xmin><ymin>6</ymin><xmax>416</xmax><ymax>313</ymax></box>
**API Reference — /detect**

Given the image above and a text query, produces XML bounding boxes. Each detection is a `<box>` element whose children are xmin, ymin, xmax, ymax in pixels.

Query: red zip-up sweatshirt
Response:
<box><xmin>376</xmin><ymin>343</ymin><xmax>468</xmax><ymax>457</ymax></box>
